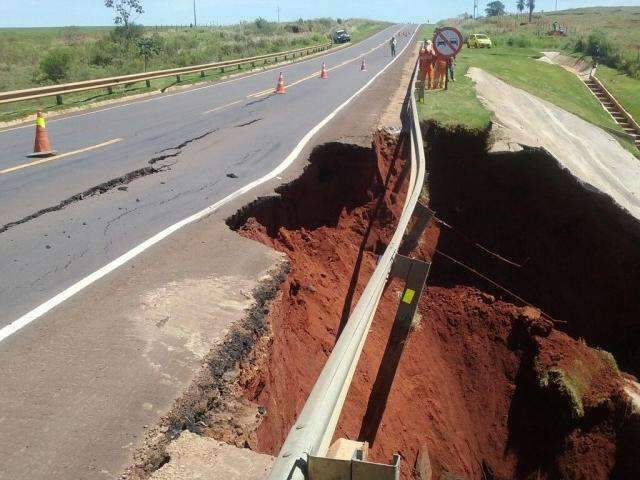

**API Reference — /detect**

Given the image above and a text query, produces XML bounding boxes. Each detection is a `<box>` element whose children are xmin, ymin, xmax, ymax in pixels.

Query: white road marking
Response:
<box><xmin>202</xmin><ymin>100</ymin><xmax>244</xmax><ymax>115</ymax></box>
<box><xmin>0</xmin><ymin>25</ymin><xmax>418</xmax><ymax>344</ymax></box>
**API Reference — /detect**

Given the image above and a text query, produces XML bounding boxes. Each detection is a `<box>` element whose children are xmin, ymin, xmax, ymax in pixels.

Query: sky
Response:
<box><xmin>1</xmin><ymin>0</ymin><xmax>639</xmax><ymax>27</ymax></box>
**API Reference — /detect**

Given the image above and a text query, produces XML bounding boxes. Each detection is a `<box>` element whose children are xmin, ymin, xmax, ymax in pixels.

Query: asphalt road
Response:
<box><xmin>0</xmin><ymin>24</ymin><xmax>415</xmax><ymax>326</ymax></box>
<box><xmin>0</xmin><ymin>24</ymin><xmax>419</xmax><ymax>480</ymax></box>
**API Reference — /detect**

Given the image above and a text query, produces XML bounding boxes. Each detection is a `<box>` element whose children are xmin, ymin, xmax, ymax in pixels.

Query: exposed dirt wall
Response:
<box><xmin>228</xmin><ymin>130</ymin><xmax>410</xmax><ymax>454</ymax></box>
<box><xmin>225</xmin><ymin>126</ymin><xmax>640</xmax><ymax>480</ymax></box>
<box><xmin>426</xmin><ymin>124</ymin><xmax>640</xmax><ymax>376</ymax></box>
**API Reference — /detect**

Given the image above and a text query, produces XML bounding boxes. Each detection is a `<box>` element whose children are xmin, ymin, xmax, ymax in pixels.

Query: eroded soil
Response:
<box><xmin>220</xmin><ymin>126</ymin><xmax>640</xmax><ymax>479</ymax></box>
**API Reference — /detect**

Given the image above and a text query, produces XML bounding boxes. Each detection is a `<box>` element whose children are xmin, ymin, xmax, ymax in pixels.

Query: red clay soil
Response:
<box><xmin>228</xmin><ymin>130</ymin><xmax>410</xmax><ymax>454</ymax></box>
<box><xmin>227</xmin><ymin>129</ymin><xmax>640</xmax><ymax>480</ymax></box>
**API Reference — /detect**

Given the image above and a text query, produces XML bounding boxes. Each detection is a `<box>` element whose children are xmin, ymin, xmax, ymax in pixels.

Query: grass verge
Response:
<box><xmin>597</xmin><ymin>65</ymin><xmax>640</xmax><ymax>122</ymax></box>
<box><xmin>418</xmin><ymin>40</ymin><xmax>637</xmax><ymax>153</ymax></box>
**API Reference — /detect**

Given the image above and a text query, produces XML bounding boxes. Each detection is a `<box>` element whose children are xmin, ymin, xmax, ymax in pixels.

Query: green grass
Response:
<box><xmin>464</xmin><ymin>46</ymin><xmax>621</xmax><ymax>133</ymax></box>
<box><xmin>437</xmin><ymin>7</ymin><xmax>640</xmax><ymax>118</ymax></box>
<box><xmin>418</xmin><ymin>37</ymin><xmax>638</xmax><ymax>153</ymax></box>
<box><xmin>416</xmin><ymin>24</ymin><xmax>490</xmax><ymax>130</ymax></box>
<box><xmin>597</xmin><ymin>65</ymin><xmax>640</xmax><ymax>121</ymax></box>
<box><xmin>0</xmin><ymin>18</ymin><xmax>389</xmax><ymax>123</ymax></box>
<box><xmin>443</xmin><ymin>6</ymin><xmax>640</xmax><ymax>53</ymax></box>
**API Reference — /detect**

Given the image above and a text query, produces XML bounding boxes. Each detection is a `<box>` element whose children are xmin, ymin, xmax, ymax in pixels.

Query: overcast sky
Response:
<box><xmin>1</xmin><ymin>0</ymin><xmax>639</xmax><ymax>27</ymax></box>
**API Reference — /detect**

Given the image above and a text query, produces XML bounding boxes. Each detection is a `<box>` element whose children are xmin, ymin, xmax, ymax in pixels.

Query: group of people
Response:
<box><xmin>417</xmin><ymin>39</ymin><xmax>456</xmax><ymax>101</ymax></box>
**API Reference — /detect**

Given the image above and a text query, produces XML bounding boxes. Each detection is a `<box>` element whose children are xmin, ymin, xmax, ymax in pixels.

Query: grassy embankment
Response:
<box><xmin>442</xmin><ymin>7</ymin><xmax>640</xmax><ymax>123</ymax></box>
<box><xmin>0</xmin><ymin>18</ymin><xmax>390</xmax><ymax>123</ymax></box>
<box><xmin>417</xmin><ymin>11</ymin><xmax>639</xmax><ymax>153</ymax></box>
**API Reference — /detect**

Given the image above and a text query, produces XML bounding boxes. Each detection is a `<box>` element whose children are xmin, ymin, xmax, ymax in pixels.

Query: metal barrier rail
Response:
<box><xmin>0</xmin><ymin>43</ymin><xmax>332</xmax><ymax>105</ymax></box>
<box><xmin>266</xmin><ymin>59</ymin><xmax>426</xmax><ymax>480</ymax></box>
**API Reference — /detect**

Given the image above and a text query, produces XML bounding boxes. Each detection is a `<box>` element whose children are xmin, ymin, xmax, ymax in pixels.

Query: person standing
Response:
<box><xmin>417</xmin><ymin>40</ymin><xmax>436</xmax><ymax>100</ymax></box>
<box><xmin>447</xmin><ymin>55</ymin><xmax>456</xmax><ymax>82</ymax></box>
<box><xmin>434</xmin><ymin>54</ymin><xmax>448</xmax><ymax>89</ymax></box>
<box><xmin>390</xmin><ymin>35</ymin><xmax>397</xmax><ymax>57</ymax></box>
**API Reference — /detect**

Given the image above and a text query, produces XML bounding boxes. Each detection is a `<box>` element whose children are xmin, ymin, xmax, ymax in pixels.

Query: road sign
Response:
<box><xmin>433</xmin><ymin>27</ymin><xmax>463</xmax><ymax>58</ymax></box>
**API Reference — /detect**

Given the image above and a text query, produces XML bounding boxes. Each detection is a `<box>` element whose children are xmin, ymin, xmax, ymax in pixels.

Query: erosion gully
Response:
<box><xmin>130</xmin><ymin>126</ymin><xmax>640</xmax><ymax>480</ymax></box>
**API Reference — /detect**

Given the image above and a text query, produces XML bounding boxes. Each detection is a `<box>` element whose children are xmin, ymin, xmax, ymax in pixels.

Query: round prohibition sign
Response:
<box><xmin>433</xmin><ymin>27</ymin><xmax>463</xmax><ymax>58</ymax></box>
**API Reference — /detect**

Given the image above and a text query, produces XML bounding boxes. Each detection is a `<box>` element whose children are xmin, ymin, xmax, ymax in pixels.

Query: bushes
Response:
<box><xmin>2</xmin><ymin>18</ymin><xmax>383</xmax><ymax>91</ymax></box>
<box><xmin>505</xmin><ymin>34</ymin><xmax>533</xmax><ymax>47</ymax></box>
<box><xmin>574</xmin><ymin>30</ymin><xmax>640</xmax><ymax>79</ymax></box>
<box><xmin>39</xmin><ymin>47</ymin><xmax>73</xmax><ymax>82</ymax></box>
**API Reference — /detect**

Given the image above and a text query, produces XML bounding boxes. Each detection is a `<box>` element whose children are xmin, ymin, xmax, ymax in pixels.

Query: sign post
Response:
<box><xmin>432</xmin><ymin>27</ymin><xmax>463</xmax><ymax>90</ymax></box>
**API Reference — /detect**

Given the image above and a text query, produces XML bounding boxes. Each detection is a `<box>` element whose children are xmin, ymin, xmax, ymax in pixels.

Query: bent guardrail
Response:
<box><xmin>266</xmin><ymin>58</ymin><xmax>426</xmax><ymax>480</ymax></box>
<box><xmin>0</xmin><ymin>42</ymin><xmax>332</xmax><ymax>105</ymax></box>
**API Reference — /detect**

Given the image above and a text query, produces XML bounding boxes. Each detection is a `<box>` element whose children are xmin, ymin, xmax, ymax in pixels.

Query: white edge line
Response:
<box><xmin>0</xmin><ymin>25</ymin><xmax>400</xmax><ymax>135</ymax></box>
<box><xmin>0</xmin><ymin>25</ymin><xmax>418</xmax><ymax>344</ymax></box>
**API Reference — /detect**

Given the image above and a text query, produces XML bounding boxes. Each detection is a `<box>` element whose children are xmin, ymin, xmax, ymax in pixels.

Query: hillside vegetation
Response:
<box><xmin>444</xmin><ymin>7</ymin><xmax>640</xmax><ymax>79</ymax></box>
<box><xmin>0</xmin><ymin>18</ymin><xmax>388</xmax><ymax>92</ymax></box>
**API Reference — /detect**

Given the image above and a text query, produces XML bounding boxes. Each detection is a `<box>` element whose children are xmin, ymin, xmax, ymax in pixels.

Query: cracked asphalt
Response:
<box><xmin>0</xmin><ymin>24</ymin><xmax>419</xmax><ymax>480</ymax></box>
<box><xmin>0</xmin><ymin>24</ymin><xmax>414</xmax><ymax>324</ymax></box>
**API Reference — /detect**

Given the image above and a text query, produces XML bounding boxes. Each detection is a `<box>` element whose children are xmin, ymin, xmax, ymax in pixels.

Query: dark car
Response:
<box><xmin>332</xmin><ymin>29</ymin><xmax>351</xmax><ymax>44</ymax></box>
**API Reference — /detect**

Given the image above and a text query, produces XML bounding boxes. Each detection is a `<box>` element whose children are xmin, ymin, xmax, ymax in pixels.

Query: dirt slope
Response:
<box><xmin>224</xmin><ymin>128</ymin><xmax>640</xmax><ymax>479</ymax></box>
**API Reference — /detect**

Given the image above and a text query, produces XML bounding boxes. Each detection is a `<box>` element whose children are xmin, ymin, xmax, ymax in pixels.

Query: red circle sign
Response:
<box><xmin>433</xmin><ymin>27</ymin><xmax>463</xmax><ymax>58</ymax></box>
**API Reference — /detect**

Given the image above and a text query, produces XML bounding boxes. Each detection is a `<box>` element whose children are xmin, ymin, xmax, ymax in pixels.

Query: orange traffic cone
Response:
<box><xmin>28</xmin><ymin>111</ymin><xmax>57</xmax><ymax>158</ymax></box>
<box><xmin>320</xmin><ymin>62</ymin><xmax>328</xmax><ymax>79</ymax></box>
<box><xmin>275</xmin><ymin>72</ymin><xmax>286</xmax><ymax>94</ymax></box>
<box><xmin>361</xmin><ymin>59</ymin><xmax>367</xmax><ymax>71</ymax></box>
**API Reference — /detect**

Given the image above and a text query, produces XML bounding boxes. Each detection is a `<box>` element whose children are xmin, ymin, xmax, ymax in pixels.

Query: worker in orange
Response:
<box><xmin>434</xmin><ymin>53</ymin><xmax>448</xmax><ymax>89</ymax></box>
<box><xmin>417</xmin><ymin>40</ymin><xmax>436</xmax><ymax>101</ymax></box>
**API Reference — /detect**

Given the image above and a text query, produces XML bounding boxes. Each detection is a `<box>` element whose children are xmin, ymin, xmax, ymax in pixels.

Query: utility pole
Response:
<box><xmin>193</xmin><ymin>0</ymin><xmax>197</xmax><ymax>27</ymax></box>
<box><xmin>555</xmin><ymin>0</ymin><xmax>558</xmax><ymax>11</ymax></box>
<box><xmin>473</xmin><ymin>0</ymin><xmax>478</xmax><ymax>19</ymax></box>
<box><xmin>277</xmin><ymin>6</ymin><xmax>280</xmax><ymax>23</ymax></box>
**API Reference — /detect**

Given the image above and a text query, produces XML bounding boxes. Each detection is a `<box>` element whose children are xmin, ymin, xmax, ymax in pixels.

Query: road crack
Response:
<box><xmin>148</xmin><ymin>129</ymin><xmax>218</xmax><ymax>165</ymax></box>
<box><xmin>234</xmin><ymin>118</ymin><xmax>263</xmax><ymax>128</ymax></box>
<box><xmin>1</xmin><ymin>129</ymin><xmax>219</xmax><ymax>235</ymax></box>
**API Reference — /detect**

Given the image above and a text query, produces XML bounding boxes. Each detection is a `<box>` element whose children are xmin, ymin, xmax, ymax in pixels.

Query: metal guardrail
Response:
<box><xmin>266</xmin><ymin>59</ymin><xmax>426</xmax><ymax>480</ymax></box>
<box><xmin>0</xmin><ymin>42</ymin><xmax>332</xmax><ymax>105</ymax></box>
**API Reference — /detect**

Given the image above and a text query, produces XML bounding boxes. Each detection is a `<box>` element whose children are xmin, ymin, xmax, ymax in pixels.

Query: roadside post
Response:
<box><xmin>432</xmin><ymin>27</ymin><xmax>463</xmax><ymax>91</ymax></box>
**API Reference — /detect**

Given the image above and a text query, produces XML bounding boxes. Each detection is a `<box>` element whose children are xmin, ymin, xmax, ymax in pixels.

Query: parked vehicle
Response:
<box><xmin>466</xmin><ymin>34</ymin><xmax>493</xmax><ymax>48</ymax></box>
<box><xmin>332</xmin><ymin>29</ymin><xmax>351</xmax><ymax>44</ymax></box>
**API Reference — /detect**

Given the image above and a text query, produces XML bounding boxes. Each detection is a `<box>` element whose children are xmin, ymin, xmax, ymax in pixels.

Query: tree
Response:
<box><xmin>526</xmin><ymin>0</ymin><xmax>536</xmax><ymax>22</ymax></box>
<box><xmin>517</xmin><ymin>0</ymin><xmax>525</xmax><ymax>14</ymax></box>
<box><xmin>136</xmin><ymin>35</ymin><xmax>162</xmax><ymax>72</ymax></box>
<box><xmin>104</xmin><ymin>0</ymin><xmax>144</xmax><ymax>30</ymax></box>
<box><xmin>485</xmin><ymin>0</ymin><xmax>506</xmax><ymax>16</ymax></box>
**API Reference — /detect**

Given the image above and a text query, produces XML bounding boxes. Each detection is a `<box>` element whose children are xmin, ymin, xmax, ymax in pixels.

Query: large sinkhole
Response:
<box><xmin>221</xmin><ymin>127</ymin><xmax>640</xmax><ymax>480</ymax></box>
<box><xmin>426</xmin><ymin>125</ymin><xmax>640</xmax><ymax>376</ymax></box>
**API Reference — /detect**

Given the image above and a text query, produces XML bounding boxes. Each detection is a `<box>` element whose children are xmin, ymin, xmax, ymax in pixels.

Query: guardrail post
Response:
<box><xmin>251</xmin><ymin>61</ymin><xmax>256</xmax><ymax>68</ymax></box>
<box><xmin>200</xmin><ymin>71</ymin><xmax>205</xmax><ymax>78</ymax></box>
<box><xmin>220</xmin><ymin>67</ymin><xmax>224</xmax><ymax>73</ymax></box>
<box><xmin>176</xmin><ymin>75</ymin><xmax>181</xmax><ymax>83</ymax></box>
<box><xmin>107</xmin><ymin>87</ymin><xmax>113</xmax><ymax>95</ymax></box>
<box><xmin>56</xmin><ymin>95</ymin><xmax>63</xmax><ymax>105</ymax></box>
<box><xmin>146</xmin><ymin>80</ymin><xmax>151</xmax><ymax>88</ymax></box>
<box><xmin>237</xmin><ymin>64</ymin><xmax>241</xmax><ymax>70</ymax></box>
